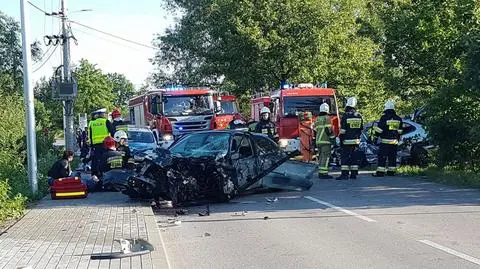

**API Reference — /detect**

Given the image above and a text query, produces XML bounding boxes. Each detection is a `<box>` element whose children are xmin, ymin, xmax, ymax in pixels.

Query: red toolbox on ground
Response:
<box><xmin>50</xmin><ymin>177</ymin><xmax>88</xmax><ymax>200</ymax></box>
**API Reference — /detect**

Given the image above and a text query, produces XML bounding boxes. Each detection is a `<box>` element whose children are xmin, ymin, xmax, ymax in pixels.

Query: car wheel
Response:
<box><xmin>411</xmin><ymin>146</ymin><xmax>429</xmax><ymax>167</ymax></box>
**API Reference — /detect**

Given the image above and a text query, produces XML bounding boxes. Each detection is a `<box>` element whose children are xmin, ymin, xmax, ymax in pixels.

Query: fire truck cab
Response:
<box><xmin>251</xmin><ymin>83</ymin><xmax>340</xmax><ymax>153</ymax></box>
<box><xmin>213</xmin><ymin>93</ymin><xmax>241</xmax><ymax>129</ymax></box>
<box><xmin>128</xmin><ymin>86</ymin><xmax>217</xmax><ymax>148</ymax></box>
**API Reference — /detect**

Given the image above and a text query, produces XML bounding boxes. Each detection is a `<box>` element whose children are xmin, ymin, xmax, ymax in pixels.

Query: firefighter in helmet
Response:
<box><xmin>226</xmin><ymin>113</ymin><xmax>248</xmax><ymax>130</ymax></box>
<box><xmin>313</xmin><ymin>103</ymin><xmax>335</xmax><ymax>179</ymax></box>
<box><xmin>111</xmin><ymin>108</ymin><xmax>128</xmax><ymax>134</ymax></box>
<box><xmin>336</xmin><ymin>97</ymin><xmax>363</xmax><ymax>180</ymax></box>
<box><xmin>114</xmin><ymin>130</ymin><xmax>135</xmax><ymax>169</ymax></box>
<box><xmin>372</xmin><ymin>100</ymin><xmax>403</xmax><ymax>177</ymax></box>
<box><xmin>254</xmin><ymin>107</ymin><xmax>278</xmax><ymax>141</ymax></box>
<box><xmin>93</xmin><ymin>136</ymin><xmax>126</xmax><ymax>184</ymax></box>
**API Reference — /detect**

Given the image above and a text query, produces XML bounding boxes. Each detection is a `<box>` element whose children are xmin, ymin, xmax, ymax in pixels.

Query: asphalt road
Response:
<box><xmin>154</xmin><ymin>174</ymin><xmax>480</xmax><ymax>269</ymax></box>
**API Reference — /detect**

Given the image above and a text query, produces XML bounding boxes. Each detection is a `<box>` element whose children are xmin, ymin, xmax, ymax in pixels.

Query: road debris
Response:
<box><xmin>198</xmin><ymin>205</ymin><xmax>210</xmax><ymax>216</ymax></box>
<box><xmin>232</xmin><ymin>211</ymin><xmax>247</xmax><ymax>217</ymax></box>
<box><xmin>265</xmin><ymin>197</ymin><xmax>279</xmax><ymax>203</ymax></box>
<box><xmin>263</xmin><ymin>216</ymin><xmax>269</xmax><ymax>220</ymax></box>
<box><xmin>204</xmin><ymin>232</ymin><xmax>211</xmax><ymax>237</ymax></box>
<box><xmin>90</xmin><ymin>238</ymin><xmax>154</xmax><ymax>260</ymax></box>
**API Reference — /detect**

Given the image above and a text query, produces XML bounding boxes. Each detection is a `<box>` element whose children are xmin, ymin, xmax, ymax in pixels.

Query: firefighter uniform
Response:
<box><xmin>314</xmin><ymin>105</ymin><xmax>335</xmax><ymax>178</ymax></box>
<box><xmin>373</xmin><ymin>101</ymin><xmax>403</xmax><ymax>177</ymax></box>
<box><xmin>255</xmin><ymin>107</ymin><xmax>278</xmax><ymax>141</ymax></box>
<box><xmin>337</xmin><ymin>97</ymin><xmax>363</xmax><ymax>180</ymax></box>
<box><xmin>88</xmin><ymin>109</ymin><xmax>114</xmax><ymax>176</ymax></box>
<box><xmin>112</xmin><ymin>119</ymin><xmax>129</xmax><ymax>133</ymax></box>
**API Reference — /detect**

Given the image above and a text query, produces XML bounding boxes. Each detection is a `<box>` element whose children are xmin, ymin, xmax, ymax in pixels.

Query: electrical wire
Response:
<box><xmin>70</xmin><ymin>26</ymin><xmax>150</xmax><ymax>51</ymax></box>
<box><xmin>33</xmin><ymin>44</ymin><xmax>53</xmax><ymax>67</ymax></box>
<box><xmin>69</xmin><ymin>20</ymin><xmax>157</xmax><ymax>50</ymax></box>
<box><xmin>33</xmin><ymin>45</ymin><xmax>59</xmax><ymax>73</ymax></box>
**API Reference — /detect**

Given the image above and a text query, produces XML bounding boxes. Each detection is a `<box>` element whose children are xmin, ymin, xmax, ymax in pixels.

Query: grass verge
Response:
<box><xmin>398</xmin><ymin>165</ymin><xmax>480</xmax><ymax>189</ymax></box>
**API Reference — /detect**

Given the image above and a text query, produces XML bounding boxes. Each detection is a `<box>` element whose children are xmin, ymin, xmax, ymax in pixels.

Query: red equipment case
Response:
<box><xmin>50</xmin><ymin>177</ymin><xmax>88</xmax><ymax>200</ymax></box>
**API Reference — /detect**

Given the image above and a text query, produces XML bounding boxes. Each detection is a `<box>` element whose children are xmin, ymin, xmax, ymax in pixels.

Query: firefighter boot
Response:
<box><xmin>336</xmin><ymin>171</ymin><xmax>349</xmax><ymax>180</ymax></box>
<box><xmin>372</xmin><ymin>171</ymin><xmax>385</xmax><ymax>177</ymax></box>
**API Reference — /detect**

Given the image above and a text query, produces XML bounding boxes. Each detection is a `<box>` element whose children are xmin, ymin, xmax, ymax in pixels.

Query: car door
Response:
<box><xmin>230</xmin><ymin>134</ymin><xmax>258</xmax><ymax>189</ymax></box>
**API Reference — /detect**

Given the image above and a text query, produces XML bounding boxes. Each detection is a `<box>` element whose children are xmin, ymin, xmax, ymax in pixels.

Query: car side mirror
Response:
<box><xmin>231</xmin><ymin>152</ymin><xmax>240</xmax><ymax>160</ymax></box>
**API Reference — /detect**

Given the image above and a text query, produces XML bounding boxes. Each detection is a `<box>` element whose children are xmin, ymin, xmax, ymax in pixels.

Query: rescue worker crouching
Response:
<box><xmin>227</xmin><ymin>113</ymin><xmax>248</xmax><ymax>130</ymax></box>
<box><xmin>92</xmin><ymin>136</ymin><xmax>127</xmax><ymax>187</ymax></box>
<box><xmin>111</xmin><ymin>108</ymin><xmax>129</xmax><ymax>134</ymax></box>
<box><xmin>88</xmin><ymin>108</ymin><xmax>115</xmax><ymax>179</ymax></box>
<box><xmin>336</xmin><ymin>97</ymin><xmax>363</xmax><ymax>180</ymax></box>
<box><xmin>47</xmin><ymin>151</ymin><xmax>75</xmax><ymax>185</ymax></box>
<box><xmin>372</xmin><ymin>100</ymin><xmax>403</xmax><ymax>177</ymax></box>
<box><xmin>114</xmin><ymin>130</ymin><xmax>136</xmax><ymax>170</ymax></box>
<box><xmin>313</xmin><ymin>103</ymin><xmax>335</xmax><ymax>179</ymax></box>
<box><xmin>255</xmin><ymin>107</ymin><xmax>278</xmax><ymax>141</ymax></box>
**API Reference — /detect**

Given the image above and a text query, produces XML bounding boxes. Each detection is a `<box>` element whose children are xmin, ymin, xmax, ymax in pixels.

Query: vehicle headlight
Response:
<box><xmin>162</xmin><ymin>134</ymin><xmax>173</xmax><ymax>141</ymax></box>
<box><xmin>279</xmin><ymin>139</ymin><xmax>289</xmax><ymax>147</ymax></box>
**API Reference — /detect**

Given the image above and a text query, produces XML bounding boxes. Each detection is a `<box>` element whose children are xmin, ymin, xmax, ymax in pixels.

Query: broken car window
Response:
<box><xmin>170</xmin><ymin>132</ymin><xmax>230</xmax><ymax>157</ymax></box>
<box><xmin>253</xmin><ymin>135</ymin><xmax>277</xmax><ymax>155</ymax></box>
<box><xmin>231</xmin><ymin>134</ymin><xmax>253</xmax><ymax>158</ymax></box>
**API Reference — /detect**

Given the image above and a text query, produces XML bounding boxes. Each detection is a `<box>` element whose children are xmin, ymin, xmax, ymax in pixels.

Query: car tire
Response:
<box><xmin>411</xmin><ymin>145</ymin><xmax>429</xmax><ymax>167</ymax></box>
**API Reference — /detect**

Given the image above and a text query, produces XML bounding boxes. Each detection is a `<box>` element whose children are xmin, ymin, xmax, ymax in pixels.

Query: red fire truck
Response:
<box><xmin>213</xmin><ymin>93</ymin><xmax>241</xmax><ymax>129</ymax></box>
<box><xmin>250</xmin><ymin>83</ymin><xmax>340</xmax><ymax>153</ymax></box>
<box><xmin>128</xmin><ymin>86</ymin><xmax>218</xmax><ymax>148</ymax></box>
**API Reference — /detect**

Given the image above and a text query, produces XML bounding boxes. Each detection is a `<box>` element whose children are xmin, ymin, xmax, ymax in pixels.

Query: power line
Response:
<box><xmin>69</xmin><ymin>20</ymin><xmax>157</xmax><ymax>50</ymax></box>
<box><xmin>71</xmin><ymin>26</ymin><xmax>151</xmax><ymax>51</ymax></box>
<box><xmin>33</xmin><ymin>43</ymin><xmax>53</xmax><ymax>67</ymax></box>
<box><xmin>34</xmin><ymin>45</ymin><xmax>59</xmax><ymax>72</ymax></box>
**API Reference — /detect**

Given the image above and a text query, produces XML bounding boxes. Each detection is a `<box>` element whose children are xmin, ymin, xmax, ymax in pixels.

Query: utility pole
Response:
<box><xmin>60</xmin><ymin>0</ymin><xmax>75</xmax><ymax>152</ymax></box>
<box><xmin>20</xmin><ymin>0</ymin><xmax>38</xmax><ymax>194</ymax></box>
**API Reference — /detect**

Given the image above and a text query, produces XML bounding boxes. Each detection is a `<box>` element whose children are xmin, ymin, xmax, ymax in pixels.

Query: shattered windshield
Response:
<box><xmin>283</xmin><ymin>96</ymin><xmax>337</xmax><ymax>117</ymax></box>
<box><xmin>163</xmin><ymin>95</ymin><xmax>213</xmax><ymax>116</ymax></box>
<box><xmin>169</xmin><ymin>132</ymin><xmax>230</xmax><ymax>157</ymax></box>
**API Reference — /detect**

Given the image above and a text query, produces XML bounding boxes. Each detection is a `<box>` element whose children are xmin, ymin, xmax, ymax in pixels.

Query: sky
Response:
<box><xmin>0</xmin><ymin>0</ymin><xmax>176</xmax><ymax>88</ymax></box>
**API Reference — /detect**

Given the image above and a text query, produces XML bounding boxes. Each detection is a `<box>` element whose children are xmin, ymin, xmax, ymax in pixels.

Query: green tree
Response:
<box><xmin>73</xmin><ymin>59</ymin><xmax>115</xmax><ymax>115</ymax></box>
<box><xmin>0</xmin><ymin>11</ymin><xmax>42</xmax><ymax>94</ymax></box>
<box><xmin>153</xmin><ymin>0</ymin><xmax>388</xmax><ymax>120</ymax></box>
<box><xmin>377</xmin><ymin>0</ymin><xmax>480</xmax><ymax>170</ymax></box>
<box><xmin>106</xmin><ymin>72</ymin><xmax>135</xmax><ymax>109</ymax></box>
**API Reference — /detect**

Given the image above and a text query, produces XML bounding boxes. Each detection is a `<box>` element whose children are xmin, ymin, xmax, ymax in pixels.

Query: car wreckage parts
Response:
<box><xmin>122</xmin><ymin>151</ymin><xmax>296</xmax><ymax>205</ymax></box>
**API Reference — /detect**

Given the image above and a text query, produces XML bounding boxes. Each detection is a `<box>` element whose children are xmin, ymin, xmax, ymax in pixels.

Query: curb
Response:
<box><xmin>142</xmin><ymin>206</ymin><xmax>171</xmax><ymax>269</ymax></box>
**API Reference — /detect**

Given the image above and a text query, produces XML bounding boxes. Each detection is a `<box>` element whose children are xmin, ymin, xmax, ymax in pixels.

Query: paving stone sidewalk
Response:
<box><xmin>0</xmin><ymin>192</ymin><xmax>168</xmax><ymax>269</ymax></box>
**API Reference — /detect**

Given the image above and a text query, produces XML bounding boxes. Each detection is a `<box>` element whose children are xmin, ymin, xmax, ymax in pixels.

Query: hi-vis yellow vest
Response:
<box><xmin>89</xmin><ymin>118</ymin><xmax>109</xmax><ymax>145</ymax></box>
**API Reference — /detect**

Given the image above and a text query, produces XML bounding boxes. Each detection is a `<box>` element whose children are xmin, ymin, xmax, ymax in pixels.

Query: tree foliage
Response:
<box><xmin>107</xmin><ymin>72</ymin><xmax>136</xmax><ymax>109</ymax></box>
<box><xmin>153</xmin><ymin>0</ymin><xmax>388</xmax><ymax>119</ymax></box>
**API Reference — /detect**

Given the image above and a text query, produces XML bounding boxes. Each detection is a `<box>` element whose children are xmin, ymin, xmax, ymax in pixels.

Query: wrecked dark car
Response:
<box><xmin>120</xmin><ymin>130</ymin><xmax>310</xmax><ymax>205</ymax></box>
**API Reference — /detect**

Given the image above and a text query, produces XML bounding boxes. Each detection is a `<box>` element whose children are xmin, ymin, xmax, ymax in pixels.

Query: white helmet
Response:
<box><xmin>260</xmin><ymin>107</ymin><xmax>271</xmax><ymax>114</ymax></box>
<box><xmin>384</xmin><ymin>100</ymin><xmax>395</xmax><ymax>111</ymax></box>
<box><xmin>346</xmin><ymin>97</ymin><xmax>357</xmax><ymax>108</ymax></box>
<box><xmin>319</xmin><ymin>103</ymin><xmax>330</xmax><ymax>113</ymax></box>
<box><xmin>114</xmin><ymin>130</ymin><xmax>128</xmax><ymax>142</ymax></box>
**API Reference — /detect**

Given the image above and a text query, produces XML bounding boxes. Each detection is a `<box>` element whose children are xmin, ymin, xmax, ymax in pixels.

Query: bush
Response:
<box><xmin>0</xmin><ymin>179</ymin><xmax>26</xmax><ymax>223</ymax></box>
<box><xmin>398</xmin><ymin>165</ymin><xmax>480</xmax><ymax>189</ymax></box>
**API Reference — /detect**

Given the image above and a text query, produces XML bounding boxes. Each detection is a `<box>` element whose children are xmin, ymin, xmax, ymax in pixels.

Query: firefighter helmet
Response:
<box><xmin>114</xmin><ymin>130</ymin><xmax>128</xmax><ymax>142</ymax></box>
<box><xmin>346</xmin><ymin>97</ymin><xmax>357</xmax><ymax>108</ymax></box>
<box><xmin>103</xmin><ymin>136</ymin><xmax>116</xmax><ymax>150</ymax></box>
<box><xmin>260</xmin><ymin>107</ymin><xmax>271</xmax><ymax>114</ymax></box>
<box><xmin>384</xmin><ymin>100</ymin><xmax>395</xmax><ymax>111</ymax></box>
<box><xmin>112</xmin><ymin>109</ymin><xmax>121</xmax><ymax>119</ymax></box>
<box><xmin>319</xmin><ymin>103</ymin><xmax>330</xmax><ymax>113</ymax></box>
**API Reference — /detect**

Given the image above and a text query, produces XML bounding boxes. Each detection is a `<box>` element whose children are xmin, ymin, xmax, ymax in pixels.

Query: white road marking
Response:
<box><xmin>418</xmin><ymin>239</ymin><xmax>480</xmax><ymax>266</ymax></box>
<box><xmin>304</xmin><ymin>196</ymin><xmax>377</xmax><ymax>223</ymax></box>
